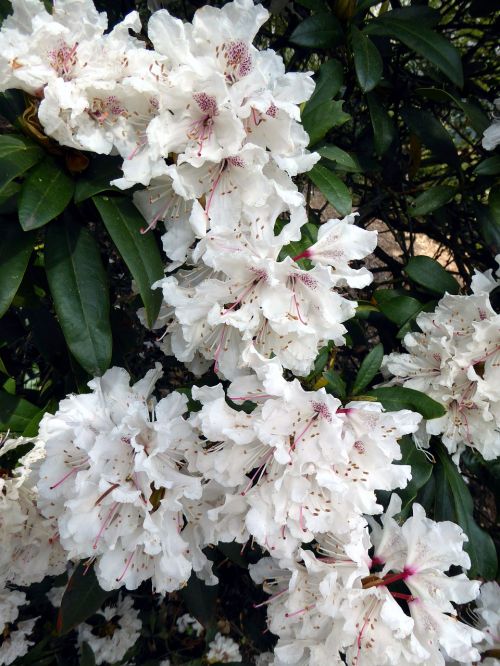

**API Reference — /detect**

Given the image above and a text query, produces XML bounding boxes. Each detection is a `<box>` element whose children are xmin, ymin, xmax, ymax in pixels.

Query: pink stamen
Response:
<box><xmin>228</xmin><ymin>393</ymin><xmax>273</xmax><ymax>401</ymax></box>
<box><xmin>241</xmin><ymin>449</ymin><xmax>275</xmax><ymax>496</ymax></box>
<box><xmin>292</xmin><ymin>249</ymin><xmax>311</xmax><ymax>262</ymax></box>
<box><xmin>213</xmin><ymin>325</ymin><xmax>228</xmax><ymax>374</ymax></box>
<box><xmin>253</xmin><ymin>589</ymin><xmax>287</xmax><ymax>608</ymax></box>
<box><xmin>391</xmin><ymin>591</ymin><xmax>417</xmax><ymax>602</ymax></box>
<box><xmin>205</xmin><ymin>163</ymin><xmax>224</xmax><ymax>217</ymax></box>
<box><xmin>50</xmin><ymin>466</ymin><xmax>78</xmax><ymax>490</ymax></box>
<box><xmin>289</xmin><ymin>413</ymin><xmax>319</xmax><ymax>452</ymax></box>
<box><xmin>285</xmin><ymin>604</ymin><xmax>315</xmax><ymax>618</ymax></box>
<box><xmin>116</xmin><ymin>551</ymin><xmax>135</xmax><ymax>582</ymax></box>
<box><xmin>93</xmin><ymin>502</ymin><xmax>119</xmax><ymax>550</ymax></box>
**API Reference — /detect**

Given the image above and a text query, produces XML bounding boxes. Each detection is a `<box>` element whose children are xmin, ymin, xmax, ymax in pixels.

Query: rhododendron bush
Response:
<box><xmin>0</xmin><ymin>0</ymin><xmax>498</xmax><ymax>664</ymax></box>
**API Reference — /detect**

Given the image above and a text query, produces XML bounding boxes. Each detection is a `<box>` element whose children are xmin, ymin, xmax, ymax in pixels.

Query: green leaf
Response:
<box><xmin>366</xmin><ymin>92</ymin><xmax>396</xmax><ymax>156</ymax></box>
<box><xmin>57</xmin><ymin>563</ymin><xmax>112</xmax><ymax>635</ymax></box>
<box><xmin>0</xmin><ymin>221</ymin><xmax>34</xmax><ymax>317</ymax></box>
<box><xmin>180</xmin><ymin>573</ymin><xmax>218</xmax><ymax>629</ymax></box>
<box><xmin>93</xmin><ymin>196</ymin><xmax>164</xmax><ymax>328</ymax></box>
<box><xmin>364</xmin><ymin>386</ymin><xmax>446</xmax><ymax>419</ymax></box>
<box><xmin>0</xmin><ymin>135</ymin><xmax>44</xmax><ymax>195</ymax></box>
<box><xmin>396</xmin><ymin>436</ymin><xmax>433</xmax><ymax>514</ymax></box>
<box><xmin>351</xmin><ymin>343</ymin><xmax>384</xmax><ymax>395</ymax></box>
<box><xmin>308</xmin><ymin>164</ymin><xmax>352</xmax><ymax>216</ymax></box>
<box><xmin>45</xmin><ymin>219</ymin><xmax>112</xmax><ymax>376</ymax></box>
<box><xmin>404</xmin><ymin>256</ymin><xmax>459</xmax><ymax>296</ymax></box>
<box><xmin>79</xmin><ymin>643</ymin><xmax>96</xmax><ymax>666</ymax></box>
<box><xmin>474</xmin><ymin>155</ymin><xmax>500</xmax><ymax>176</ymax></box>
<box><xmin>304</xmin><ymin>60</ymin><xmax>344</xmax><ymax>114</ymax></box>
<box><xmin>364</xmin><ymin>18</ymin><xmax>463</xmax><ymax>87</ymax></box>
<box><xmin>350</xmin><ymin>25</ymin><xmax>383</xmax><ymax>92</ymax></box>
<box><xmin>434</xmin><ymin>445</ymin><xmax>497</xmax><ymax>579</ymax></box>
<box><xmin>488</xmin><ymin>185</ymin><xmax>500</xmax><ymax>225</ymax></box>
<box><xmin>290</xmin><ymin>12</ymin><xmax>343</xmax><ymax>48</ymax></box>
<box><xmin>323</xmin><ymin>369</ymin><xmax>347</xmax><ymax>400</ymax></box>
<box><xmin>318</xmin><ymin>145</ymin><xmax>361</xmax><ymax>172</ymax></box>
<box><xmin>416</xmin><ymin>88</ymin><xmax>489</xmax><ymax>135</ymax></box>
<box><xmin>476</xmin><ymin>202</ymin><xmax>500</xmax><ymax>250</ymax></box>
<box><xmin>74</xmin><ymin>156</ymin><xmax>122</xmax><ymax>203</ymax></box>
<box><xmin>18</xmin><ymin>156</ymin><xmax>74</xmax><ymax>231</ymax></box>
<box><xmin>303</xmin><ymin>100</ymin><xmax>350</xmax><ymax>147</ymax></box>
<box><xmin>378</xmin><ymin>294</ymin><xmax>423</xmax><ymax>327</ymax></box>
<box><xmin>401</xmin><ymin>108</ymin><xmax>459</xmax><ymax>168</ymax></box>
<box><xmin>409</xmin><ymin>185</ymin><xmax>456</xmax><ymax>216</ymax></box>
<box><xmin>0</xmin><ymin>390</ymin><xmax>40</xmax><ymax>433</ymax></box>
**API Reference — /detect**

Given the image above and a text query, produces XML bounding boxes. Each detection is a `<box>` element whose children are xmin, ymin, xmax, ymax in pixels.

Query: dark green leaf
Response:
<box><xmin>180</xmin><ymin>573</ymin><xmax>218</xmax><ymax>629</ymax></box>
<box><xmin>380</xmin><ymin>6</ymin><xmax>440</xmax><ymax>25</ymax></box>
<box><xmin>303</xmin><ymin>100</ymin><xmax>350</xmax><ymax>146</ymax></box>
<box><xmin>474</xmin><ymin>156</ymin><xmax>500</xmax><ymax>176</ymax></box>
<box><xmin>365</xmin><ymin>18</ymin><xmax>463</xmax><ymax>87</ymax></box>
<box><xmin>401</xmin><ymin>108</ymin><xmax>459</xmax><ymax>167</ymax></box>
<box><xmin>308</xmin><ymin>164</ymin><xmax>352</xmax><ymax>216</ymax></box>
<box><xmin>416</xmin><ymin>88</ymin><xmax>489</xmax><ymax>135</ymax></box>
<box><xmin>434</xmin><ymin>445</ymin><xmax>497</xmax><ymax>579</ymax></box>
<box><xmin>378</xmin><ymin>294</ymin><xmax>423</xmax><ymax>327</ymax></box>
<box><xmin>404</xmin><ymin>256</ymin><xmax>459</xmax><ymax>296</ymax></box>
<box><xmin>366</xmin><ymin>92</ymin><xmax>396</xmax><ymax>156</ymax></box>
<box><xmin>57</xmin><ymin>563</ymin><xmax>112</xmax><ymax>635</ymax></box>
<box><xmin>488</xmin><ymin>185</ymin><xmax>500</xmax><ymax>225</ymax></box>
<box><xmin>93</xmin><ymin>196</ymin><xmax>164</xmax><ymax>328</ymax></box>
<box><xmin>304</xmin><ymin>60</ymin><xmax>344</xmax><ymax>114</ymax></box>
<box><xmin>351</xmin><ymin>25</ymin><xmax>383</xmax><ymax>92</ymax></box>
<box><xmin>318</xmin><ymin>145</ymin><xmax>361</xmax><ymax>172</ymax></box>
<box><xmin>476</xmin><ymin>202</ymin><xmax>500</xmax><ymax>251</ymax></box>
<box><xmin>364</xmin><ymin>386</ymin><xmax>446</xmax><ymax>419</ymax></box>
<box><xmin>351</xmin><ymin>343</ymin><xmax>384</xmax><ymax>395</ymax></box>
<box><xmin>396</xmin><ymin>436</ymin><xmax>433</xmax><ymax>514</ymax></box>
<box><xmin>79</xmin><ymin>643</ymin><xmax>96</xmax><ymax>666</ymax></box>
<box><xmin>0</xmin><ymin>135</ymin><xmax>44</xmax><ymax>195</ymax></box>
<box><xmin>290</xmin><ymin>12</ymin><xmax>343</xmax><ymax>49</ymax></box>
<box><xmin>409</xmin><ymin>186</ymin><xmax>456</xmax><ymax>216</ymax></box>
<box><xmin>0</xmin><ymin>390</ymin><xmax>40</xmax><ymax>433</ymax></box>
<box><xmin>0</xmin><ymin>221</ymin><xmax>34</xmax><ymax>317</ymax></box>
<box><xmin>74</xmin><ymin>156</ymin><xmax>122</xmax><ymax>203</ymax></box>
<box><xmin>0</xmin><ymin>90</ymin><xmax>27</xmax><ymax>125</ymax></box>
<box><xmin>323</xmin><ymin>369</ymin><xmax>346</xmax><ymax>400</ymax></box>
<box><xmin>45</xmin><ymin>219</ymin><xmax>112</xmax><ymax>376</ymax></box>
<box><xmin>18</xmin><ymin>157</ymin><xmax>74</xmax><ymax>231</ymax></box>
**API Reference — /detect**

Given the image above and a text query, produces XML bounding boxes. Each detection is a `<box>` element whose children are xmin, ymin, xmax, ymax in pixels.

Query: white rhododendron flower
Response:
<box><xmin>0</xmin><ymin>435</ymin><xmax>66</xmax><ymax>587</ymax></box>
<box><xmin>0</xmin><ymin>589</ymin><xmax>37</xmax><ymax>666</ymax></box>
<box><xmin>206</xmin><ymin>632</ymin><xmax>242</xmax><ymax>663</ymax></box>
<box><xmin>482</xmin><ymin>98</ymin><xmax>500</xmax><ymax>150</ymax></box>
<box><xmin>77</xmin><ymin>595</ymin><xmax>141</xmax><ymax>665</ymax></box>
<box><xmin>383</xmin><ymin>268</ymin><xmax>500</xmax><ymax>462</ymax></box>
<box><xmin>176</xmin><ymin>613</ymin><xmax>203</xmax><ymax>636</ymax></box>
<box><xmin>36</xmin><ymin>365</ymin><xmax>208</xmax><ymax>593</ymax></box>
<box><xmin>254</xmin><ymin>495</ymin><xmax>483</xmax><ymax>665</ymax></box>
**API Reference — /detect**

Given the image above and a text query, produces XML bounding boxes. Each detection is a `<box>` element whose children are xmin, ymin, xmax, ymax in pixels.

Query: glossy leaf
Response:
<box><xmin>303</xmin><ymin>100</ymin><xmax>350</xmax><ymax>147</ymax></box>
<box><xmin>45</xmin><ymin>219</ymin><xmax>112</xmax><ymax>376</ymax></box>
<box><xmin>366</xmin><ymin>92</ymin><xmax>396</xmax><ymax>155</ymax></box>
<box><xmin>401</xmin><ymin>108</ymin><xmax>459</xmax><ymax>168</ymax></box>
<box><xmin>488</xmin><ymin>185</ymin><xmax>500</xmax><ymax>224</ymax></box>
<box><xmin>0</xmin><ymin>135</ymin><xmax>44</xmax><ymax>195</ymax></box>
<box><xmin>0</xmin><ymin>390</ymin><xmax>40</xmax><ymax>433</ymax></box>
<box><xmin>79</xmin><ymin>643</ymin><xmax>96</xmax><ymax>666</ymax></box>
<box><xmin>351</xmin><ymin>343</ymin><xmax>384</xmax><ymax>395</ymax></box>
<box><xmin>18</xmin><ymin>156</ymin><xmax>74</xmax><ymax>231</ymax></box>
<box><xmin>409</xmin><ymin>186</ymin><xmax>456</xmax><ymax>217</ymax></box>
<box><xmin>378</xmin><ymin>294</ymin><xmax>423</xmax><ymax>327</ymax></box>
<box><xmin>323</xmin><ymin>369</ymin><xmax>347</xmax><ymax>400</ymax></box>
<box><xmin>290</xmin><ymin>12</ymin><xmax>343</xmax><ymax>48</ymax></box>
<box><xmin>396</xmin><ymin>435</ymin><xmax>433</xmax><ymax>514</ymax></box>
<box><xmin>474</xmin><ymin>155</ymin><xmax>500</xmax><ymax>176</ymax></box>
<box><xmin>416</xmin><ymin>88</ymin><xmax>489</xmax><ymax>135</ymax></box>
<box><xmin>308</xmin><ymin>164</ymin><xmax>352</xmax><ymax>216</ymax></box>
<box><xmin>74</xmin><ymin>156</ymin><xmax>121</xmax><ymax>203</ymax></box>
<box><xmin>365</xmin><ymin>17</ymin><xmax>463</xmax><ymax>87</ymax></box>
<box><xmin>304</xmin><ymin>60</ymin><xmax>344</xmax><ymax>114</ymax></box>
<box><xmin>404</xmin><ymin>256</ymin><xmax>459</xmax><ymax>296</ymax></box>
<box><xmin>180</xmin><ymin>573</ymin><xmax>218</xmax><ymax>629</ymax></box>
<box><xmin>351</xmin><ymin>25</ymin><xmax>383</xmax><ymax>92</ymax></box>
<box><xmin>57</xmin><ymin>563</ymin><xmax>112</xmax><ymax>635</ymax></box>
<box><xmin>318</xmin><ymin>145</ymin><xmax>361</xmax><ymax>172</ymax></box>
<box><xmin>93</xmin><ymin>196</ymin><xmax>164</xmax><ymax>328</ymax></box>
<box><xmin>0</xmin><ymin>221</ymin><xmax>34</xmax><ymax>317</ymax></box>
<box><xmin>434</xmin><ymin>445</ymin><xmax>497</xmax><ymax>579</ymax></box>
<box><xmin>364</xmin><ymin>386</ymin><xmax>446</xmax><ymax>419</ymax></box>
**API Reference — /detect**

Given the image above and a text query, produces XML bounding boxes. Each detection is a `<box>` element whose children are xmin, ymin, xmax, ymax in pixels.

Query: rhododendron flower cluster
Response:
<box><xmin>383</xmin><ymin>258</ymin><xmax>500</xmax><ymax>463</ymax></box>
